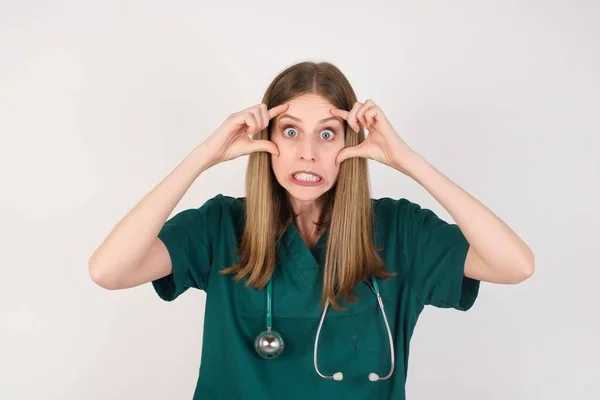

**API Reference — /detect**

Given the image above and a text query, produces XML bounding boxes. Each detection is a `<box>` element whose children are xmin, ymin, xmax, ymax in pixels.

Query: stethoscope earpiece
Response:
<box><xmin>369</xmin><ymin>373</ymin><xmax>380</xmax><ymax>382</ymax></box>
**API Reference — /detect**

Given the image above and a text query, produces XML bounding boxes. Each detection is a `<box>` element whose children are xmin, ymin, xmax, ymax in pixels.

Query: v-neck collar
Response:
<box><xmin>280</xmin><ymin>223</ymin><xmax>328</xmax><ymax>286</ymax></box>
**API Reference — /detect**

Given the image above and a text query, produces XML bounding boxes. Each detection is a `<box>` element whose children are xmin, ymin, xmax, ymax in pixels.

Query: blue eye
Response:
<box><xmin>283</xmin><ymin>127</ymin><xmax>298</xmax><ymax>138</ymax></box>
<box><xmin>321</xmin><ymin>129</ymin><xmax>335</xmax><ymax>140</ymax></box>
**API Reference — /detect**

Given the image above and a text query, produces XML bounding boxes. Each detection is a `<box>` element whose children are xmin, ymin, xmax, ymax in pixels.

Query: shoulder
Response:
<box><xmin>370</xmin><ymin>197</ymin><xmax>419</xmax><ymax>248</ymax></box>
<box><xmin>371</xmin><ymin>197</ymin><xmax>448</xmax><ymax>244</ymax></box>
<box><xmin>371</xmin><ymin>197</ymin><xmax>425</xmax><ymax>222</ymax></box>
<box><xmin>192</xmin><ymin>193</ymin><xmax>245</xmax><ymax>215</ymax></box>
<box><xmin>198</xmin><ymin>194</ymin><xmax>246</xmax><ymax>236</ymax></box>
<box><xmin>214</xmin><ymin>194</ymin><xmax>245</xmax><ymax>221</ymax></box>
<box><xmin>372</xmin><ymin>197</ymin><xmax>413</xmax><ymax>211</ymax></box>
<box><xmin>166</xmin><ymin>194</ymin><xmax>245</xmax><ymax>231</ymax></box>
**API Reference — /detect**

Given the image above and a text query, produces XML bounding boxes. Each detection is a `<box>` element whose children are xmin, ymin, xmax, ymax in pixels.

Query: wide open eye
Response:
<box><xmin>282</xmin><ymin>126</ymin><xmax>298</xmax><ymax>138</ymax></box>
<box><xmin>320</xmin><ymin>129</ymin><xmax>336</xmax><ymax>141</ymax></box>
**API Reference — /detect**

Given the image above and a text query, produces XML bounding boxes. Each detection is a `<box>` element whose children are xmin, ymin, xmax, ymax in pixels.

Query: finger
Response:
<box><xmin>329</xmin><ymin>108</ymin><xmax>349</xmax><ymax>121</ymax></box>
<box><xmin>259</xmin><ymin>103</ymin><xmax>270</xmax><ymax>132</ymax></box>
<box><xmin>356</xmin><ymin>101</ymin><xmax>375</xmax><ymax>128</ymax></box>
<box><xmin>342</xmin><ymin>102</ymin><xmax>361</xmax><ymax>132</ymax></box>
<box><xmin>365</xmin><ymin>109</ymin><xmax>377</xmax><ymax>127</ymax></box>
<box><xmin>329</xmin><ymin>108</ymin><xmax>351</xmax><ymax>132</ymax></box>
<box><xmin>268</xmin><ymin>103</ymin><xmax>290</xmax><ymax>120</ymax></box>
<box><xmin>336</xmin><ymin>143</ymin><xmax>365</xmax><ymax>165</ymax></box>
<box><xmin>230</xmin><ymin>111</ymin><xmax>252</xmax><ymax>133</ymax></box>
<box><xmin>248</xmin><ymin>139</ymin><xmax>280</xmax><ymax>157</ymax></box>
<box><xmin>251</xmin><ymin>104</ymin><xmax>265</xmax><ymax>131</ymax></box>
<box><xmin>243</xmin><ymin>112</ymin><xmax>259</xmax><ymax>137</ymax></box>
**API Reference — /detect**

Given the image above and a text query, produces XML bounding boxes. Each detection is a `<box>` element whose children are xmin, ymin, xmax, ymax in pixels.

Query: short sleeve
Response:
<box><xmin>401</xmin><ymin>200</ymin><xmax>480</xmax><ymax>311</ymax></box>
<box><xmin>151</xmin><ymin>194</ymin><xmax>223</xmax><ymax>301</ymax></box>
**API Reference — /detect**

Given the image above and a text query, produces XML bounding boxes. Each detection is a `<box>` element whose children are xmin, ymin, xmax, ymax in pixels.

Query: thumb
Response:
<box><xmin>336</xmin><ymin>144</ymin><xmax>363</xmax><ymax>166</ymax></box>
<box><xmin>249</xmin><ymin>139</ymin><xmax>280</xmax><ymax>157</ymax></box>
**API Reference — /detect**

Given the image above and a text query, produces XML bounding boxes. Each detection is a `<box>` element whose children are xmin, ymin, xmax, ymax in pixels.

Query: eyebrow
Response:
<box><xmin>277</xmin><ymin>114</ymin><xmax>343</xmax><ymax>125</ymax></box>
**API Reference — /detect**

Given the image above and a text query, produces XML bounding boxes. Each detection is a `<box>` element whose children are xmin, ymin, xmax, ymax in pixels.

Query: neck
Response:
<box><xmin>289</xmin><ymin>197</ymin><xmax>324</xmax><ymax>247</ymax></box>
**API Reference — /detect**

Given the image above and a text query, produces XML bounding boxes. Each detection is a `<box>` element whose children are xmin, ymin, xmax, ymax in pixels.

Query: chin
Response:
<box><xmin>286</xmin><ymin>189</ymin><xmax>326</xmax><ymax>202</ymax></box>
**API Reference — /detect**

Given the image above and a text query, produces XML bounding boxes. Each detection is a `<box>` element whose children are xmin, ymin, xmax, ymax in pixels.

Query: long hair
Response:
<box><xmin>221</xmin><ymin>61</ymin><xmax>394</xmax><ymax>310</ymax></box>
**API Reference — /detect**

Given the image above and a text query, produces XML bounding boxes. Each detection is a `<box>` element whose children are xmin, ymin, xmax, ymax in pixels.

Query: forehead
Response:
<box><xmin>275</xmin><ymin>93</ymin><xmax>336</xmax><ymax>124</ymax></box>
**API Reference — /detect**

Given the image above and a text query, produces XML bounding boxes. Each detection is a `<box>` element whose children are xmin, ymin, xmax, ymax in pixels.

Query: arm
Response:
<box><xmin>89</xmin><ymin>103</ymin><xmax>288</xmax><ymax>291</ymax></box>
<box><xmin>88</xmin><ymin>145</ymin><xmax>212</xmax><ymax>290</ymax></box>
<box><xmin>400</xmin><ymin>153</ymin><xmax>535</xmax><ymax>284</ymax></box>
<box><xmin>330</xmin><ymin>99</ymin><xmax>534</xmax><ymax>284</ymax></box>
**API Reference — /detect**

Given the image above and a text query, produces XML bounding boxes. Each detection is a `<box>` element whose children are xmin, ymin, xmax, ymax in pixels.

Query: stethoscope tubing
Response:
<box><xmin>260</xmin><ymin>277</ymin><xmax>395</xmax><ymax>381</ymax></box>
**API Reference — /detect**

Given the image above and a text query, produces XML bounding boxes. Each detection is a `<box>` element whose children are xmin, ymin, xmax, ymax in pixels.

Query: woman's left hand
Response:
<box><xmin>330</xmin><ymin>100</ymin><xmax>418</xmax><ymax>175</ymax></box>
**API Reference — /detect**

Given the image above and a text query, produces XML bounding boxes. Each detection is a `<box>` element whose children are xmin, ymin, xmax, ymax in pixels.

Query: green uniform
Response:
<box><xmin>152</xmin><ymin>194</ymin><xmax>480</xmax><ymax>399</ymax></box>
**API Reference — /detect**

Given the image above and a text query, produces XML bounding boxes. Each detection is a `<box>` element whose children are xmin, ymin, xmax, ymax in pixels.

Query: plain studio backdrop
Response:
<box><xmin>1</xmin><ymin>1</ymin><xmax>598</xmax><ymax>399</ymax></box>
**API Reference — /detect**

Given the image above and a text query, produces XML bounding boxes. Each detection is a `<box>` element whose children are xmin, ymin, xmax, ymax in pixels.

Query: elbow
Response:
<box><xmin>510</xmin><ymin>252</ymin><xmax>536</xmax><ymax>284</ymax></box>
<box><xmin>88</xmin><ymin>257</ymin><xmax>119</xmax><ymax>290</ymax></box>
<box><xmin>514</xmin><ymin>264</ymin><xmax>534</xmax><ymax>284</ymax></box>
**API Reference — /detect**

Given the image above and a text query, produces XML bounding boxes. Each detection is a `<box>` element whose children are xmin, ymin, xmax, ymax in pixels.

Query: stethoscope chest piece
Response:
<box><xmin>255</xmin><ymin>327</ymin><xmax>284</xmax><ymax>358</ymax></box>
<box><xmin>255</xmin><ymin>279</ymin><xmax>284</xmax><ymax>358</ymax></box>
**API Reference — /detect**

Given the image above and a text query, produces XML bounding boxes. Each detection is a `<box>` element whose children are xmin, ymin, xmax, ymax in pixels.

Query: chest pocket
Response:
<box><xmin>349</xmin><ymin>281</ymin><xmax>393</xmax><ymax>353</ymax></box>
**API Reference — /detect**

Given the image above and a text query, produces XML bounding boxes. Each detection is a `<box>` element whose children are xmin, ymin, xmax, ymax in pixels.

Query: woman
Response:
<box><xmin>89</xmin><ymin>61</ymin><xmax>535</xmax><ymax>399</ymax></box>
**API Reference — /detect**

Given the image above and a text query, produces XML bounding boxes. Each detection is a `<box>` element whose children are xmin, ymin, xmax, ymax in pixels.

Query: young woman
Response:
<box><xmin>89</xmin><ymin>61</ymin><xmax>534</xmax><ymax>399</ymax></box>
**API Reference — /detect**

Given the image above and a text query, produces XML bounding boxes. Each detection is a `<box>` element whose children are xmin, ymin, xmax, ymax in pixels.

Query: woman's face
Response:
<box><xmin>270</xmin><ymin>93</ymin><xmax>346</xmax><ymax>204</ymax></box>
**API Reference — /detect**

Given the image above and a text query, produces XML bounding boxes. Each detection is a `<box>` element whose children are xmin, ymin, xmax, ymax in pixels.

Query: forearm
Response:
<box><xmin>400</xmin><ymin>152</ymin><xmax>535</xmax><ymax>279</ymax></box>
<box><xmin>88</xmin><ymin>145</ymin><xmax>212</xmax><ymax>278</ymax></box>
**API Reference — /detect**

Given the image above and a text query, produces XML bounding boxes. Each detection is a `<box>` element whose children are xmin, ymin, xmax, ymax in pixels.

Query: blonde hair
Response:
<box><xmin>221</xmin><ymin>61</ymin><xmax>394</xmax><ymax>310</ymax></box>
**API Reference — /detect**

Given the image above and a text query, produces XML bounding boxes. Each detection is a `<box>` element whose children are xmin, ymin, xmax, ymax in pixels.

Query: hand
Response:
<box><xmin>199</xmin><ymin>103</ymin><xmax>289</xmax><ymax>168</ymax></box>
<box><xmin>330</xmin><ymin>100</ymin><xmax>417</xmax><ymax>175</ymax></box>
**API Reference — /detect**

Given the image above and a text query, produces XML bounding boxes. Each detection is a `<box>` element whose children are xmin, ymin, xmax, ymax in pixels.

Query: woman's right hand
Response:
<box><xmin>199</xmin><ymin>102</ymin><xmax>290</xmax><ymax>168</ymax></box>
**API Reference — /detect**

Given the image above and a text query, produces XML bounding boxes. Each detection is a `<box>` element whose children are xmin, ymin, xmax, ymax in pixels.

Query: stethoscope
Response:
<box><xmin>254</xmin><ymin>278</ymin><xmax>395</xmax><ymax>382</ymax></box>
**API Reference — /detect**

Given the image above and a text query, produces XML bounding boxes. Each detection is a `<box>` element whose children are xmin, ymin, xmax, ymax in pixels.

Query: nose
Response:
<box><xmin>299</xmin><ymin>137</ymin><xmax>318</xmax><ymax>162</ymax></box>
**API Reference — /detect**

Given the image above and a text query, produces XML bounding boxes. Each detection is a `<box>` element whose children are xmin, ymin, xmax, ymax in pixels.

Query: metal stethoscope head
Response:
<box><xmin>254</xmin><ymin>279</ymin><xmax>284</xmax><ymax>358</ymax></box>
<box><xmin>254</xmin><ymin>277</ymin><xmax>395</xmax><ymax>381</ymax></box>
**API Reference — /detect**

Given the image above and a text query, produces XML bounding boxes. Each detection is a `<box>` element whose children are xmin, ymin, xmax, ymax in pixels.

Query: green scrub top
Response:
<box><xmin>151</xmin><ymin>194</ymin><xmax>480</xmax><ymax>400</ymax></box>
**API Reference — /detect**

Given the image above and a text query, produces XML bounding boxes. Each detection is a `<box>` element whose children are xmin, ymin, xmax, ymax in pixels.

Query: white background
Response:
<box><xmin>1</xmin><ymin>1</ymin><xmax>598</xmax><ymax>399</ymax></box>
